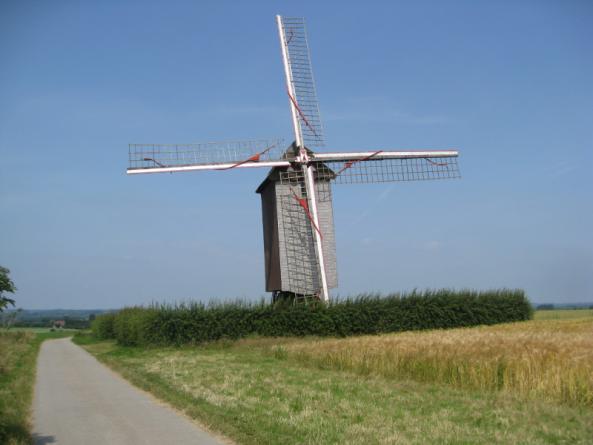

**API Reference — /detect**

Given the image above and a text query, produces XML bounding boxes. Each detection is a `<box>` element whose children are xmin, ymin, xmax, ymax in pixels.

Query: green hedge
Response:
<box><xmin>90</xmin><ymin>312</ymin><xmax>116</xmax><ymax>340</ymax></box>
<box><xmin>92</xmin><ymin>289</ymin><xmax>533</xmax><ymax>346</ymax></box>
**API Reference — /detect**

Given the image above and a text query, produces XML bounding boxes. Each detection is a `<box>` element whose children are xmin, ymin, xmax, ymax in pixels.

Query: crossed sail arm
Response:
<box><xmin>127</xmin><ymin>143</ymin><xmax>460</xmax><ymax>182</ymax></box>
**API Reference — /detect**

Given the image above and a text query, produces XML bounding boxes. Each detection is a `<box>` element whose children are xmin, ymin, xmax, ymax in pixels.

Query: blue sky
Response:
<box><xmin>1</xmin><ymin>0</ymin><xmax>591</xmax><ymax>309</ymax></box>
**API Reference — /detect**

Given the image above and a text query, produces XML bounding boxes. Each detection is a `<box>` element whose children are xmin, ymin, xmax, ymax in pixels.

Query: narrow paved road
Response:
<box><xmin>33</xmin><ymin>338</ymin><xmax>226</xmax><ymax>445</ymax></box>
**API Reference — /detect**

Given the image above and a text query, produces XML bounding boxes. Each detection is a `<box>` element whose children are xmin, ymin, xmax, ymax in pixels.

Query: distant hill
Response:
<box><xmin>535</xmin><ymin>302</ymin><xmax>593</xmax><ymax>310</ymax></box>
<box><xmin>2</xmin><ymin>309</ymin><xmax>115</xmax><ymax>329</ymax></box>
<box><xmin>14</xmin><ymin>309</ymin><xmax>113</xmax><ymax>320</ymax></box>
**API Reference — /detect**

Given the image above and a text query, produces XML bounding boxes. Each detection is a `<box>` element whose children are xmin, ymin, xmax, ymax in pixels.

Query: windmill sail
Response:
<box><xmin>278</xmin><ymin>16</ymin><xmax>325</xmax><ymax>148</ymax></box>
<box><xmin>312</xmin><ymin>150</ymin><xmax>460</xmax><ymax>184</ymax></box>
<box><xmin>128</xmin><ymin>139</ymin><xmax>289</xmax><ymax>174</ymax></box>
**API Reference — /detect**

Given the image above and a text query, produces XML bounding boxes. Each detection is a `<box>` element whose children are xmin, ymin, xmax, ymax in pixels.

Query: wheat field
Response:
<box><xmin>270</xmin><ymin>312</ymin><xmax>593</xmax><ymax>406</ymax></box>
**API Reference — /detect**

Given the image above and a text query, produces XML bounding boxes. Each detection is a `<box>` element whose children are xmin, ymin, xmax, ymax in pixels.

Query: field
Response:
<box><xmin>0</xmin><ymin>330</ymin><xmax>73</xmax><ymax>445</ymax></box>
<box><xmin>275</xmin><ymin>315</ymin><xmax>593</xmax><ymax>406</ymax></box>
<box><xmin>8</xmin><ymin>327</ymin><xmax>78</xmax><ymax>333</ymax></box>
<box><xmin>76</xmin><ymin>309</ymin><xmax>593</xmax><ymax>444</ymax></box>
<box><xmin>534</xmin><ymin>309</ymin><xmax>593</xmax><ymax>320</ymax></box>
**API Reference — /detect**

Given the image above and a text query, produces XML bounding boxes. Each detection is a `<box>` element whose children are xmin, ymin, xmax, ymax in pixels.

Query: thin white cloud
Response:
<box><xmin>545</xmin><ymin>159</ymin><xmax>580</xmax><ymax>178</ymax></box>
<box><xmin>348</xmin><ymin>184</ymin><xmax>396</xmax><ymax>227</ymax></box>
<box><xmin>423</xmin><ymin>240</ymin><xmax>443</xmax><ymax>251</ymax></box>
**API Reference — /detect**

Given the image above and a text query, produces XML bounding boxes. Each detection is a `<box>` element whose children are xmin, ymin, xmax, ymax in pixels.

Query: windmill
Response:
<box><xmin>127</xmin><ymin>16</ymin><xmax>460</xmax><ymax>302</ymax></box>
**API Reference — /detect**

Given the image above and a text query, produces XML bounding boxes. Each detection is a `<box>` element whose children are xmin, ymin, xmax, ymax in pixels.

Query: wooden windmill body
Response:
<box><xmin>127</xmin><ymin>16</ymin><xmax>460</xmax><ymax>301</ymax></box>
<box><xmin>256</xmin><ymin>145</ymin><xmax>338</xmax><ymax>297</ymax></box>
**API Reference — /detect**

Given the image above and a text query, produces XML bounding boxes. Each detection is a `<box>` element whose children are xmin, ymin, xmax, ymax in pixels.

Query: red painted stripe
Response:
<box><xmin>220</xmin><ymin>142</ymin><xmax>279</xmax><ymax>171</ymax></box>
<box><xmin>335</xmin><ymin>150</ymin><xmax>383</xmax><ymax>175</ymax></box>
<box><xmin>291</xmin><ymin>189</ymin><xmax>323</xmax><ymax>240</ymax></box>
<box><xmin>287</xmin><ymin>90</ymin><xmax>320</xmax><ymax>139</ymax></box>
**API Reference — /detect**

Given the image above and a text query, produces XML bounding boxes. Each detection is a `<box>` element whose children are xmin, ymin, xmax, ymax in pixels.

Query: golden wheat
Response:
<box><xmin>276</xmin><ymin>316</ymin><xmax>593</xmax><ymax>406</ymax></box>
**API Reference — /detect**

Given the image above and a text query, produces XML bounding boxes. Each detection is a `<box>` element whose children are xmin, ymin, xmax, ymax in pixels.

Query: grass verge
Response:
<box><xmin>74</xmin><ymin>323</ymin><xmax>593</xmax><ymax>445</ymax></box>
<box><xmin>0</xmin><ymin>330</ymin><xmax>73</xmax><ymax>445</ymax></box>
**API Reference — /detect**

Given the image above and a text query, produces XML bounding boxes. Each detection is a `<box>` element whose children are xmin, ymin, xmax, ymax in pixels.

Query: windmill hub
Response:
<box><xmin>127</xmin><ymin>16</ymin><xmax>461</xmax><ymax>302</ymax></box>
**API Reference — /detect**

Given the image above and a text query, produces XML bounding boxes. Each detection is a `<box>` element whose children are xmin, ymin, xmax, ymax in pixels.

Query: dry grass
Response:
<box><xmin>271</xmin><ymin>314</ymin><xmax>593</xmax><ymax>406</ymax></box>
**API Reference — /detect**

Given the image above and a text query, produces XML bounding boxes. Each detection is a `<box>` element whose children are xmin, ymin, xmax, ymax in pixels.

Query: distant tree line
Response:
<box><xmin>536</xmin><ymin>304</ymin><xmax>593</xmax><ymax>310</ymax></box>
<box><xmin>14</xmin><ymin>316</ymin><xmax>93</xmax><ymax>329</ymax></box>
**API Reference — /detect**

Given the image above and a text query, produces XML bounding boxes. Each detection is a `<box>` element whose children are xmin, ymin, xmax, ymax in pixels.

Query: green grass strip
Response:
<box><xmin>0</xmin><ymin>330</ymin><xmax>72</xmax><ymax>445</ymax></box>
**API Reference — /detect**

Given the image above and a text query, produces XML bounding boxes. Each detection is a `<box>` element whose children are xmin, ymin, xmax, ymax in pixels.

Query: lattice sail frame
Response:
<box><xmin>128</xmin><ymin>139</ymin><xmax>288</xmax><ymax>172</ymax></box>
<box><xmin>317</xmin><ymin>155</ymin><xmax>460</xmax><ymax>184</ymax></box>
<box><xmin>278</xmin><ymin>16</ymin><xmax>325</xmax><ymax>148</ymax></box>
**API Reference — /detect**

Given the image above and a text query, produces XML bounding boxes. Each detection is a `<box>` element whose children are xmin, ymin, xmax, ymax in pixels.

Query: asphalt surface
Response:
<box><xmin>32</xmin><ymin>337</ymin><xmax>226</xmax><ymax>445</ymax></box>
